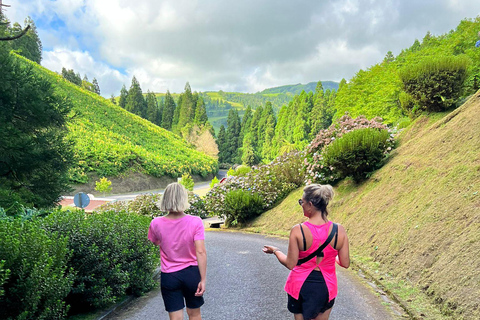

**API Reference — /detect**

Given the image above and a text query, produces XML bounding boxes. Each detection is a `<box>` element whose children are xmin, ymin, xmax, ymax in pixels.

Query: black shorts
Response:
<box><xmin>287</xmin><ymin>270</ymin><xmax>335</xmax><ymax>319</ymax></box>
<box><xmin>160</xmin><ymin>265</ymin><xmax>204</xmax><ymax>312</ymax></box>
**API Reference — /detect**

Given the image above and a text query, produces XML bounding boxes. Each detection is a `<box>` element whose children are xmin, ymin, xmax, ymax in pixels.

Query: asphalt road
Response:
<box><xmin>105</xmin><ymin>231</ymin><xmax>401</xmax><ymax>320</ymax></box>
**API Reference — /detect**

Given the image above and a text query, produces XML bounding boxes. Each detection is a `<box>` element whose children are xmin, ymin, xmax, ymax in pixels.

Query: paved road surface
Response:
<box><xmin>106</xmin><ymin>231</ymin><xmax>401</xmax><ymax>320</ymax></box>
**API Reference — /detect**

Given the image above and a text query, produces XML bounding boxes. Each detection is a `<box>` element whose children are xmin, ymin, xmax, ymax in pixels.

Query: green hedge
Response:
<box><xmin>224</xmin><ymin>189</ymin><xmax>263</xmax><ymax>226</ymax></box>
<box><xmin>322</xmin><ymin>128</ymin><xmax>390</xmax><ymax>183</ymax></box>
<box><xmin>0</xmin><ymin>218</ymin><xmax>74</xmax><ymax>320</ymax></box>
<box><xmin>399</xmin><ymin>55</ymin><xmax>470</xmax><ymax>112</ymax></box>
<box><xmin>0</xmin><ymin>208</ymin><xmax>159</xmax><ymax>318</ymax></box>
<box><xmin>41</xmin><ymin>210</ymin><xmax>158</xmax><ymax>312</ymax></box>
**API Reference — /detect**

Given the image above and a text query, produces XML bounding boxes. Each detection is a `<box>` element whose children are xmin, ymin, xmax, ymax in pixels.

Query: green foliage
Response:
<box><xmin>10</xmin><ymin>17</ymin><xmax>42</xmax><ymax>64</ymax></box>
<box><xmin>305</xmin><ymin>114</ymin><xmax>395</xmax><ymax>184</ymax></box>
<box><xmin>232</xmin><ymin>165</ymin><xmax>251</xmax><ymax>177</ymax></box>
<box><xmin>334</xmin><ymin>16</ymin><xmax>480</xmax><ymax>123</ymax></box>
<box><xmin>14</xmin><ymin>54</ymin><xmax>217</xmax><ymax>182</ymax></box>
<box><xmin>322</xmin><ymin>128</ymin><xmax>390</xmax><ymax>183</ymax></box>
<box><xmin>0</xmin><ymin>218</ymin><xmax>74</xmax><ymax>320</ymax></box>
<box><xmin>41</xmin><ymin>210</ymin><xmax>158</xmax><ymax>311</ymax></box>
<box><xmin>226</xmin><ymin>167</ymin><xmax>235</xmax><ymax>177</ymax></box>
<box><xmin>0</xmin><ymin>260</ymin><xmax>9</xmax><ymax>298</ymax></box>
<box><xmin>185</xmin><ymin>193</ymin><xmax>208</xmax><ymax>219</ymax></box>
<box><xmin>95</xmin><ymin>177</ymin><xmax>112</xmax><ymax>196</ymax></box>
<box><xmin>96</xmin><ymin>193</ymin><xmax>164</xmax><ymax>217</ymax></box>
<box><xmin>0</xmin><ymin>45</ymin><xmax>74</xmax><ymax>209</ymax></box>
<box><xmin>179</xmin><ymin>172</ymin><xmax>194</xmax><ymax>191</ymax></box>
<box><xmin>209</xmin><ymin>176</ymin><xmax>219</xmax><ymax>188</ymax></box>
<box><xmin>399</xmin><ymin>55</ymin><xmax>470</xmax><ymax>112</ymax></box>
<box><xmin>206</xmin><ymin>151</ymin><xmax>305</xmax><ymax>222</ymax></box>
<box><xmin>224</xmin><ymin>189</ymin><xmax>263</xmax><ymax>226</ymax></box>
<box><xmin>126</xmin><ymin>76</ymin><xmax>146</xmax><ymax>117</ymax></box>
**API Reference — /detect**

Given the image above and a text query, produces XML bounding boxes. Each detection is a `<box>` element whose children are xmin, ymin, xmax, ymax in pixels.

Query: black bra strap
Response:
<box><xmin>333</xmin><ymin>232</ymin><xmax>338</xmax><ymax>250</ymax></box>
<box><xmin>299</xmin><ymin>224</ymin><xmax>307</xmax><ymax>251</ymax></box>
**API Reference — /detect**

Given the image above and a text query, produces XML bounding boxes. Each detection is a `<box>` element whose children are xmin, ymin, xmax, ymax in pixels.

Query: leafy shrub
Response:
<box><xmin>0</xmin><ymin>218</ymin><xmax>74</xmax><ymax>320</ymax></box>
<box><xmin>305</xmin><ymin>114</ymin><xmax>395</xmax><ymax>184</ymax></box>
<box><xmin>95</xmin><ymin>193</ymin><xmax>164</xmax><ymax>217</ymax></box>
<box><xmin>41</xmin><ymin>210</ymin><xmax>158</xmax><ymax>311</ymax></box>
<box><xmin>399</xmin><ymin>55</ymin><xmax>470</xmax><ymax>112</ymax></box>
<box><xmin>232</xmin><ymin>165</ymin><xmax>251</xmax><ymax>177</ymax></box>
<box><xmin>185</xmin><ymin>193</ymin><xmax>208</xmax><ymax>219</ymax></box>
<box><xmin>322</xmin><ymin>128</ymin><xmax>390</xmax><ymax>182</ymax></box>
<box><xmin>224</xmin><ymin>189</ymin><xmax>263</xmax><ymax>226</ymax></box>
<box><xmin>226</xmin><ymin>167</ymin><xmax>235</xmax><ymax>176</ymax></box>
<box><xmin>179</xmin><ymin>172</ymin><xmax>194</xmax><ymax>191</ymax></box>
<box><xmin>206</xmin><ymin>151</ymin><xmax>305</xmax><ymax>222</ymax></box>
<box><xmin>209</xmin><ymin>176</ymin><xmax>219</xmax><ymax>188</ymax></box>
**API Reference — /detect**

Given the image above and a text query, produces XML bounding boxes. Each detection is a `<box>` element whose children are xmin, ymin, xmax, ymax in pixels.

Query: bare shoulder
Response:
<box><xmin>335</xmin><ymin>223</ymin><xmax>348</xmax><ymax>235</ymax></box>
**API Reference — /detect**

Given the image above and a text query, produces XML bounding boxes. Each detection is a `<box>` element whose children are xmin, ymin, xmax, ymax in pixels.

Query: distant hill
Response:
<box><xmin>259</xmin><ymin>81</ymin><xmax>339</xmax><ymax>95</ymax></box>
<box><xmin>16</xmin><ymin>54</ymin><xmax>217</xmax><ymax>191</ymax></box>
<box><xmin>153</xmin><ymin>81</ymin><xmax>338</xmax><ymax>133</ymax></box>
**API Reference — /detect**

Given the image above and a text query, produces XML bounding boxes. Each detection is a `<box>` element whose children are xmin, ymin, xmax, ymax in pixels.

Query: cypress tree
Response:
<box><xmin>126</xmin><ymin>76</ymin><xmax>146</xmax><ymax>117</ymax></box>
<box><xmin>119</xmin><ymin>84</ymin><xmax>128</xmax><ymax>109</ymax></box>
<box><xmin>161</xmin><ymin>90</ymin><xmax>176</xmax><ymax>130</ymax></box>
<box><xmin>92</xmin><ymin>77</ymin><xmax>100</xmax><ymax>95</ymax></box>
<box><xmin>145</xmin><ymin>91</ymin><xmax>159</xmax><ymax>124</ymax></box>
<box><xmin>194</xmin><ymin>96</ymin><xmax>208</xmax><ymax>125</ymax></box>
<box><xmin>226</xmin><ymin>109</ymin><xmax>241</xmax><ymax>164</ymax></box>
<box><xmin>217</xmin><ymin>125</ymin><xmax>228</xmax><ymax>164</ymax></box>
<box><xmin>11</xmin><ymin>17</ymin><xmax>42</xmax><ymax>64</ymax></box>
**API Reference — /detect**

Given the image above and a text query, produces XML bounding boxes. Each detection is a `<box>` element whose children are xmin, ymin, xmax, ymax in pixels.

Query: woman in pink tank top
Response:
<box><xmin>263</xmin><ymin>184</ymin><xmax>350</xmax><ymax>320</ymax></box>
<box><xmin>148</xmin><ymin>183</ymin><xmax>207</xmax><ymax>320</ymax></box>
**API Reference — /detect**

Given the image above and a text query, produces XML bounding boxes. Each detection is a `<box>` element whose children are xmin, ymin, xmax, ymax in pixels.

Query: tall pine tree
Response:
<box><xmin>216</xmin><ymin>125</ymin><xmax>228</xmax><ymax>164</ymax></box>
<box><xmin>225</xmin><ymin>109</ymin><xmax>242</xmax><ymax>164</ymax></box>
<box><xmin>11</xmin><ymin>17</ymin><xmax>42</xmax><ymax>64</ymax></box>
<box><xmin>161</xmin><ymin>90</ymin><xmax>176</xmax><ymax>130</ymax></box>
<box><xmin>125</xmin><ymin>76</ymin><xmax>146</xmax><ymax>117</ymax></box>
<box><xmin>119</xmin><ymin>84</ymin><xmax>128</xmax><ymax>109</ymax></box>
<box><xmin>145</xmin><ymin>91</ymin><xmax>160</xmax><ymax>125</ymax></box>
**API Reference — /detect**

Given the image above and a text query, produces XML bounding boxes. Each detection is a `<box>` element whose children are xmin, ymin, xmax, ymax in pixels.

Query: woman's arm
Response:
<box><xmin>336</xmin><ymin>224</ymin><xmax>350</xmax><ymax>268</ymax></box>
<box><xmin>194</xmin><ymin>239</ymin><xmax>207</xmax><ymax>296</ymax></box>
<box><xmin>263</xmin><ymin>225</ymin><xmax>300</xmax><ymax>270</ymax></box>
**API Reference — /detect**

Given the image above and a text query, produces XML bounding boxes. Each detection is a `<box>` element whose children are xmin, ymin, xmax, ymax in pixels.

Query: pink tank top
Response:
<box><xmin>284</xmin><ymin>221</ymin><xmax>338</xmax><ymax>301</ymax></box>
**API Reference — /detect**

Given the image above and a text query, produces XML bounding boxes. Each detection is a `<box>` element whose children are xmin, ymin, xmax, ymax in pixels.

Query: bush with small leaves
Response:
<box><xmin>224</xmin><ymin>189</ymin><xmax>263</xmax><ymax>226</ymax></box>
<box><xmin>322</xmin><ymin>128</ymin><xmax>391</xmax><ymax>183</ymax></box>
<box><xmin>179</xmin><ymin>172</ymin><xmax>194</xmax><ymax>191</ymax></box>
<box><xmin>0</xmin><ymin>218</ymin><xmax>74</xmax><ymax>320</ymax></box>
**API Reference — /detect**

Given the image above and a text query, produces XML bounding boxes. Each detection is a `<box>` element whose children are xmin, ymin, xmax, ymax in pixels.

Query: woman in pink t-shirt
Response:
<box><xmin>263</xmin><ymin>184</ymin><xmax>350</xmax><ymax>320</ymax></box>
<box><xmin>148</xmin><ymin>183</ymin><xmax>207</xmax><ymax>320</ymax></box>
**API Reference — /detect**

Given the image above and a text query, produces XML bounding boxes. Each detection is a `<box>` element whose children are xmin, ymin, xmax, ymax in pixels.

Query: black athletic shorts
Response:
<box><xmin>287</xmin><ymin>270</ymin><xmax>335</xmax><ymax>319</ymax></box>
<box><xmin>160</xmin><ymin>265</ymin><xmax>204</xmax><ymax>312</ymax></box>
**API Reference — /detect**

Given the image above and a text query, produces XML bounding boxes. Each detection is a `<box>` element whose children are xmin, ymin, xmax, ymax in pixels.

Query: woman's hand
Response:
<box><xmin>263</xmin><ymin>245</ymin><xmax>279</xmax><ymax>254</ymax></box>
<box><xmin>195</xmin><ymin>280</ymin><xmax>206</xmax><ymax>296</ymax></box>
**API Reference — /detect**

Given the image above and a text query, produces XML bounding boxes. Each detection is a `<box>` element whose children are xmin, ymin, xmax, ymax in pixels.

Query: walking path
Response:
<box><xmin>105</xmin><ymin>231</ymin><xmax>405</xmax><ymax>320</ymax></box>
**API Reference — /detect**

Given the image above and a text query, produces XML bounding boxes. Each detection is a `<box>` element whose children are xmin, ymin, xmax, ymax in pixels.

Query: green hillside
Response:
<box><xmin>245</xmin><ymin>92</ymin><xmax>480</xmax><ymax>319</ymax></box>
<box><xmin>334</xmin><ymin>17</ymin><xmax>480</xmax><ymax>124</ymax></box>
<box><xmin>17</xmin><ymin>55</ymin><xmax>218</xmax><ymax>185</ymax></box>
<box><xmin>259</xmin><ymin>81</ymin><xmax>339</xmax><ymax>95</ymax></box>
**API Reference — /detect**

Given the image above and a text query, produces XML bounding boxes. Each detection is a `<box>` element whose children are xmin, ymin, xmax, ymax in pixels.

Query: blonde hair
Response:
<box><xmin>303</xmin><ymin>184</ymin><xmax>334</xmax><ymax>219</ymax></box>
<box><xmin>158</xmin><ymin>183</ymin><xmax>190</xmax><ymax>212</ymax></box>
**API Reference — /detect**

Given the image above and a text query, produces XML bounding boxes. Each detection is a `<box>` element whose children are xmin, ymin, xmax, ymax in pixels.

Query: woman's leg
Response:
<box><xmin>314</xmin><ymin>308</ymin><xmax>332</xmax><ymax>320</ymax></box>
<box><xmin>294</xmin><ymin>313</ymin><xmax>304</xmax><ymax>320</ymax></box>
<box><xmin>186</xmin><ymin>307</ymin><xmax>201</xmax><ymax>320</ymax></box>
<box><xmin>168</xmin><ymin>309</ymin><xmax>184</xmax><ymax>320</ymax></box>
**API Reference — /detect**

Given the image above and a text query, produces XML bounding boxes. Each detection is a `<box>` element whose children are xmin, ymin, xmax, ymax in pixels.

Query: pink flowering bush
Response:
<box><xmin>305</xmin><ymin>113</ymin><xmax>396</xmax><ymax>184</ymax></box>
<box><xmin>205</xmin><ymin>151</ymin><xmax>305</xmax><ymax>224</ymax></box>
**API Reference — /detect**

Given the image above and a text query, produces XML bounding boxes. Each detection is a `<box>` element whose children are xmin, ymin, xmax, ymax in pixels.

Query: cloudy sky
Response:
<box><xmin>6</xmin><ymin>0</ymin><xmax>480</xmax><ymax>96</ymax></box>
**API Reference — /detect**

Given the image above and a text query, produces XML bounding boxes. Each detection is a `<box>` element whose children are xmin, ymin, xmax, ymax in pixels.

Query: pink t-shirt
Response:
<box><xmin>148</xmin><ymin>214</ymin><xmax>205</xmax><ymax>273</ymax></box>
<box><xmin>284</xmin><ymin>221</ymin><xmax>338</xmax><ymax>301</ymax></box>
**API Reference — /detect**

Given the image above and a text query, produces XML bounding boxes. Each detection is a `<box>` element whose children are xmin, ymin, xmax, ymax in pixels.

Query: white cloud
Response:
<box><xmin>6</xmin><ymin>0</ymin><xmax>480</xmax><ymax>94</ymax></box>
<box><xmin>42</xmin><ymin>48</ymin><xmax>128</xmax><ymax>96</ymax></box>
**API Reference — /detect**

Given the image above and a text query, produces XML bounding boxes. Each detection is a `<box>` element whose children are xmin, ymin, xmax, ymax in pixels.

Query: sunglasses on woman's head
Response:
<box><xmin>298</xmin><ymin>199</ymin><xmax>303</xmax><ymax>206</ymax></box>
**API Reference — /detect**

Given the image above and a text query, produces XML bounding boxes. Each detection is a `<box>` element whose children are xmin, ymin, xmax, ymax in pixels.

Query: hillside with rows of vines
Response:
<box><xmin>16</xmin><ymin>55</ymin><xmax>218</xmax><ymax>185</ymax></box>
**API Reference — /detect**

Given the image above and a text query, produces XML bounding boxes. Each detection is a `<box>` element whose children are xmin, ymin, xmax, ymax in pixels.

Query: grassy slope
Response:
<box><xmin>244</xmin><ymin>92</ymin><xmax>480</xmax><ymax>319</ymax></box>
<box><xmin>19</xmin><ymin>55</ymin><xmax>217</xmax><ymax>183</ymax></box>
